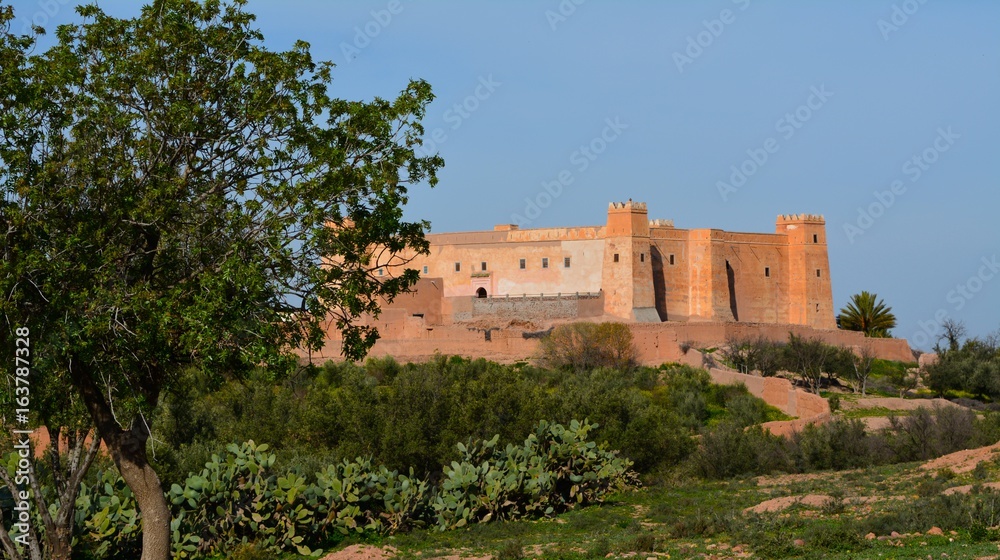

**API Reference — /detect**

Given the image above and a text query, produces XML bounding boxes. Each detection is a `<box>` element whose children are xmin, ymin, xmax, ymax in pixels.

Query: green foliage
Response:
<box><xmin>862</xmin><ymin>488</ymin><xmax>1000</xmax><ymax>536</ymax></box>
<box><xmin>827</xmin><ymin>393</ymin><xmax>841</xmax><ymax>412</ymax></box>
<box><xmin>838</xmin><ymin>291</ymin><xmax>897</xmax><ymax>337</ymax></box>
<box><xmin>538</xmin><ymin>322</ymin><xmax>638</xmax><ymax>371</ymax></box>
<box><xmin>694</xmin><ymin>422</ymin><xmax>788</xmax><ymax>479</ymax></box>
<box><xmin>783</xmin><ymin>334</ymin><xmax>842</xmax><ymax>394</ymax></box>
<box><xmin>74</xmin><ymin>423</ymin><xmax>634</xmax><ymax>558</ymax></box>
<box><xmin>75</xmin><ymin>469</ymin><xmax>143</xmax><ymax>558</ymax></box>
<box><xmin>926</xmin><ymin>334</ymin><xmax>1000</xmax><ymax>398</ymax></box>
<box><xmin>720</xmin><ymin>335</ymin><xmax>784</xmax><ymax>377</ymax></box>
<box><xmin>433</xmin><ymin>420</ymin><xmax>635</xmax><ymax>531</ymax></box>
<box><xmin>153</xmin><ymin>359</ymin><xmax>747</xmax><ymax>480</ymax></box>
<box><xmin>0</xmin><ymin>0</ymin><xmax>444</xmax><ymax>552</ymax></box>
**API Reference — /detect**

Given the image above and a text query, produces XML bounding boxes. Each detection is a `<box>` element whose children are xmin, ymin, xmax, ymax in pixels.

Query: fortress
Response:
<box><xmin>313</xmin><ymin>200</ymin><xmax>914</xmax><ymax>364</ymax></box>
<box><xmin>381</xmin><ymin>201</ymin><xmax>835</xmax><ymax>328</ymax></box>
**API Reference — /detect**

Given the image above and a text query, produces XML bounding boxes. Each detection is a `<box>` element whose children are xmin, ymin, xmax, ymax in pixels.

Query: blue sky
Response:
<box><xmin>10</xmin><ymin>0</ymin><xmax>999</xmax><ymax>350</ymax></box>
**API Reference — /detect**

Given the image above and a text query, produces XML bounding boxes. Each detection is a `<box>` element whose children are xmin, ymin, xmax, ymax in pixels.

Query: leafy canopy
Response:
<box><xmin>0</xmin><ymin>0</ymin><xmax>442</xmax><ymax>426</ymax></box>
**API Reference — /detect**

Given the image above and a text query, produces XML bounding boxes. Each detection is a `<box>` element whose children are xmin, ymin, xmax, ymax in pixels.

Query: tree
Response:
<box><xmin>721</xmin><ymin>334</ymin><xmax>784</xmax><ymax>377</ymax></box>
<box><xmin>0</xmin><ymin>359</ymin><xmax>102</xmax><ymax>560</ymax></box>
<box><xmin>782</xmin><ymin>334</ymin><xmax>837</xmax><ymax>394</ymax></box>
<box><xmin>846</xmin><ymin>342</ymin><xmax>877</xmax><ymax>395</ymax></box>
<box><xmin>0</xmin><ymin>2</ymin><xmax>442</xmax><ymax>558</ymax></box>
<box><xmin>838</xmin><ymin>291</ymin><xmax>897</xmax><ymax>337</ymax></box>
<box><xmin>926</xmin><ymin>330</ymin><xmax>1000</xmax><ymax>399</ymax></box>
<box><xmin>935</xmin><ymin>318</ymin><xmax>967</xmax><ymax>353</ymax></box>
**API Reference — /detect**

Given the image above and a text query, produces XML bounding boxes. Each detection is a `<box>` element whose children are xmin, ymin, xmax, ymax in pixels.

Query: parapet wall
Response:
<box><xmin>707</xmin><ymin>367</ymin><xmax>831</xmax><ymax>437</ymax></box>
<box><xmin>311</xmin><ymin>319</ymin><xmax>912</xmax><ymax>371</ymax></box>
<box><xmin>628</xmin><ymin>322</ymin><xmax>913</xmax><ymax>364</ymax></box>
<box><xmin>469</xmin><ymin>293</ymin><xmax>604</xmax><ymax>322</ymax></box>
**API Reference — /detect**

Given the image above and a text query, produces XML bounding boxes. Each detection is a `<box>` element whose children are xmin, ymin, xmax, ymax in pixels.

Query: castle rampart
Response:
<box><xmin>365</xmin><ymin>201</ymin><xmax>837</xmax><ymax>329</ymax></box>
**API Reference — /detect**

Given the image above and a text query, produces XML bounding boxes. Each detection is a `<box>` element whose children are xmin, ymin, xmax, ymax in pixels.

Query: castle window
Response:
<box><xmin>377</xmin><ymin>268</ymin><xmax>384</xmax><ymax>276</ymax></box>
<box><xmin>519</xmin><ymin>258</ymin><xmax>526</xmax><ymax>269</ymax></box>
<box><xmin>542</xmin><ymin>257</ymin><xmax>549</xmax><ymax>269</ymax></box>
<box><xmin>816</xmin><ymin>269</ymin><xmax>821</xmax><ymax>277</ymax></box>
<box><xmin>481</xmin><ymin>261</ymin><xmax>487</xmax><ymax>271</ymax></box>
<box><xmin>422</xmin><ymin>265</ymin><xmax>428</xmax><ymax>274</ymax></box>
<box><xmin>640</xmin><ymin>253</ymin><xmax>645</xmax><ymax>262</ymax></box>
<box><xmin>765</xmin><ymin>267</ymin><xmax>770</xmax><ymax>278</ymax></box>
<box><xmin>813</xmin><ymin>234</ymin><xmax>818</xmax><ymax>243</ymax></box>
<box><xmin>669</xmin><ymin>254</ymin><xmax>675</xmax><ymax>265</ymax></box>
<box><xmin>816</xmin><ymin>303</ymin><xmax>820</xmax><ymax>312</ymax></box>
<box><xmin>564</xmin><ymin>257</ymin><xmax>571</xmax><ymax>268</ymax></box>
<box><xmin>454</xmin><ymin>262</ymin><xmax>461</xmax><ymax>272</ymax></box>
<box><xmin>613</xmin><ymin>253</ymin><xmax>619</xmax><ymax>263</ymax></box>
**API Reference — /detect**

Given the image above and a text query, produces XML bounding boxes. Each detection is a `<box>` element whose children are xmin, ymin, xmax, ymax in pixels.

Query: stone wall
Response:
<box><xmin>470</xmin><ymin>293</ymin><xmax>604</xmax><ymax>321</ymax></box>
<box><xmin>312</xmin><ymin>319</ymin><xmax>913</xmax><ymax>368</ymax></box>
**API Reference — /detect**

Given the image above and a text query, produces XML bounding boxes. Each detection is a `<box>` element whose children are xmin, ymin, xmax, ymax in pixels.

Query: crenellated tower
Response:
<box><xmin>777</xmin><ymin>214</ymin><xmax>835</xmax><ymax>329</ymax></box>
<box><xmin>602</xmin><ymin>200</ymin><xmax>659</xmax><ymax>321</ymax></box>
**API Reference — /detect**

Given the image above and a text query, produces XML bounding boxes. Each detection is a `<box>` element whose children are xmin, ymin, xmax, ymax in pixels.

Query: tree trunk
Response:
<box><xmin>69</xmin><ymin>360</ymin><xmax>170</xmax><ymax>560</ymax></box>
<box><xmin>112</xmin><ymin>428</ymin><xmax>171</xmax><ymax>560</ymax></box>
<box><xmin>47</xmin><ymin>527</ymin><xmax>72</xmax><ymax>560</ymax></box>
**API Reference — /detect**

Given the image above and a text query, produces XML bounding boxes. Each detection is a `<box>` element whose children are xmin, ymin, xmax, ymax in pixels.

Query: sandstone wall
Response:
<box><xmin>312</xmin><ymin>320</ymin><xmax>912</xmax><ymax>367</ymax></box>
<box><xmin>470</xmin><ymin>293</ymin><xmax>603</xmax><ymax>321</ymax></box>
<box><xmin>707</xmin><ymin>367</ymin><xmax>831</xmax><ymax>437</ymax></box>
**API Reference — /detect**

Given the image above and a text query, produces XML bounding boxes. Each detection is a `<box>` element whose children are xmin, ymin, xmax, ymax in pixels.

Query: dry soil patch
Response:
<box><xmin>921</xmin><ymin>442</ymin><xmax>1000</xmax><ymax>474</ymax></box>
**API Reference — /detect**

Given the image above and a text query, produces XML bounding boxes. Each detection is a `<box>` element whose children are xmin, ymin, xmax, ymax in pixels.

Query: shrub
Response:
<box><xmin>432</xmin><ymin>420</ymin><xmax>637</xmax><ymax>530</ymax></box>
<box><xmin>694</xmin><ymin>421</ymin><xmax>789</xmax><ymax>479</ymax></box>
<box><xmin>538</xmin><ymin>322</ymin><xmax>638</xmax><ymax>371</ymax></box>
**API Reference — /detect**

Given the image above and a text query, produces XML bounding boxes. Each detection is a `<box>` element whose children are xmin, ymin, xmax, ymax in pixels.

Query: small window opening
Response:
<box><xmin>669</xmin><ymin>254</ymin><xmax>675</xmax><ymax>265</ymax></box>
<box><xmin>613</xmin><ymin>253</ymin><xmax>619</xmax><ymax>263</ymax></box>
<box><xmin>640</xmin><ymin>253</ymin><xmax>645</xmax><ymax>262</ymax></box>
<box><xmin>542</xmin><ymin>257</ymin><xmax>549</xmax><ymax>269</ymax></box>
<box><xmin>765</xmin><ymin>267</ymin><xmax>770</xmax><ymax>278</ymax></box>
<box><xmin>564</xmin><ymin>257</ymin><xmax>571</xmax><ymax>268</ymax></box>
<box><xmin>813</xmin><ymin>234</ymin><xmax>818</xmax><ymax>243</ymax></box>
<box><xmin>519</xmin><ymin>258</ymin><xmax>525</xmax><ymax>269</ymax></box>
<box><xmin>816</xmin><ymin>303</ymin><xmax>820</xmax><ymax>312</ymax></box>
<box><xmin>377</xmin><ymin>268</ymin><xmax>384</xmax><ymax>276</ymax></box>
<box><xmin>481</xmin><ymin>261</ymin><xmax>487</xmax><ymax>271</ymax></box>
<box><xmin>422</xmin><ymin>265</ymin><xmax>428</xmax><ymax>274</ymax></box>
<box><xmin>454</xmin><ymin>262</ymin><xmax>461</xmax><ymax>272</ymax></box>
<box><xmin>816</xmin><ymin>269</ymin><xmax>821</xmax><ymax>277</ymax></box>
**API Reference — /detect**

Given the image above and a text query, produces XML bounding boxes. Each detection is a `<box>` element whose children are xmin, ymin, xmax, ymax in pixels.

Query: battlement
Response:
<box><xmin>609</xmin><ymin>200</ymin><xmax>647</xmax><ymax>211</ymax></box>
<box><xmin>777</xmin><ymin>213</ymin><xmax>825</xmax><ymax>223</ymax></box>
<box><xmin>649</xmin><ymin>219</ymin><xmax>674</xmax><ymax>228</ymax></box>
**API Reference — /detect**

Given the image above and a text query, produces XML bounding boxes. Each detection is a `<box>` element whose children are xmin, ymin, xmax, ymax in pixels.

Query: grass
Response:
<box><xmin>840</xmin><ymin>406</ymin><xmax>905</xmax><ymax>419</ymax></box>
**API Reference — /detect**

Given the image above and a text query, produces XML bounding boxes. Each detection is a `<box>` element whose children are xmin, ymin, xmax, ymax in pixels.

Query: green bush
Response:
<box><xmin>694</xmin><ymin>421</ymin><xmax>789</xmax><ymax>479</ymax></box>
<box><xmin>432</xmin><ymin>420</ymin><xmax>637</xmax><ymax>530</ymax></box>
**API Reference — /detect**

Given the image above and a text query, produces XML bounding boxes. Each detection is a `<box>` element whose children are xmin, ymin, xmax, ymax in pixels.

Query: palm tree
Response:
<box><xmin>838</xmin><ymin>291</ymin><xmax>896</xmax><ymax>337</ymax></box>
